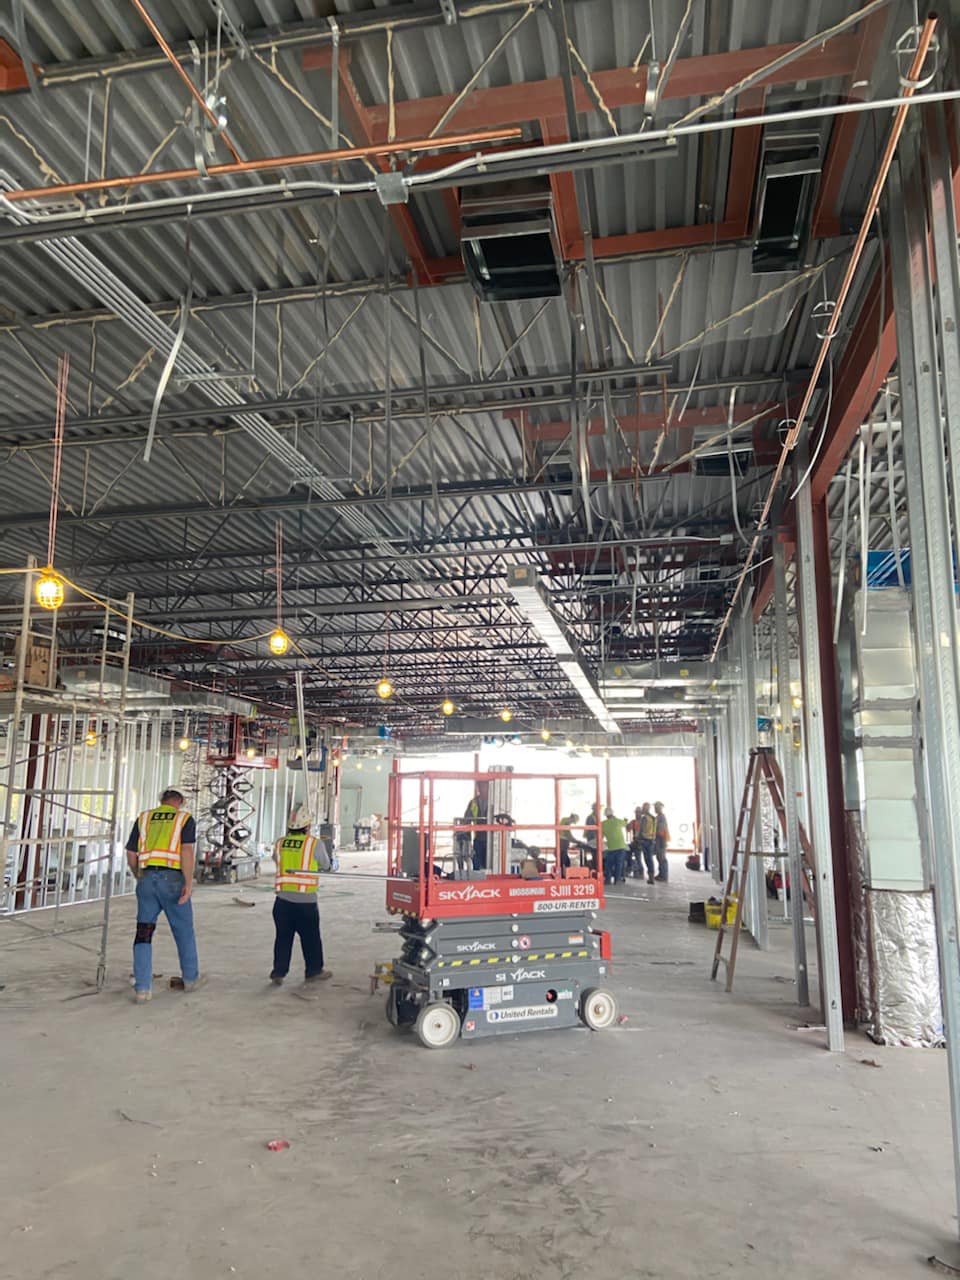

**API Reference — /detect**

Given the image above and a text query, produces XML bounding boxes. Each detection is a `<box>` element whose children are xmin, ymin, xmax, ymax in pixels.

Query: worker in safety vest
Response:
<box><xmin>270</xmin><ymin>806</ymin><xmax>332</xmax><ymax>986</ymax></box>
<box><xmin>635</xmin><ymin>803</ymin><xmax>657</xmax><ymax>885</ymax></box>
<box><xmin>125</xmin><ymin>788</ymin><xmax>203</xmax><ymax>1003</ymax></box>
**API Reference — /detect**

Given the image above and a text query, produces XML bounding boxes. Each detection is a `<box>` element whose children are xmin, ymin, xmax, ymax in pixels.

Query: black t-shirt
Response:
<box><xmin>126</xmin><ymin>813</ymin><xmax>197</xmax><ymax>853</ymax></box>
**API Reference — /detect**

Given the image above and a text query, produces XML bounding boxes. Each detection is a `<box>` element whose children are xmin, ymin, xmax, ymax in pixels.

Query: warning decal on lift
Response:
<box><xmin>517</xmin><ymin>935</ymin><xmax>531</xmax><ymax>950</ymax></box>
<box><xmin>468</xmin><ymin>988</ymin><xmax>484</xmax><ymax>1010</ymax></box>
<box><xmin>487</xmin><ymin>1005</ymin><xmax>559</xmax><ymax>1023</ymax></box>
<box><xmin>534</xmin><ymin>899</ymin><xmax>600</xmax><ymax>914</ymax></box>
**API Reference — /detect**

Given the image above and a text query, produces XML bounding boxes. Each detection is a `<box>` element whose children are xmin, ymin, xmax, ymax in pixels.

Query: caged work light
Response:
<box><xmin>35</xmin><ymin>568</ymin><xmax>65</xmax><ymax>611</ymax></box>
<box><xmin>377</xmin><ymin>678</ymin><xmax>394</xmax><ymax>701</ymax></box>
<box><xmin>441</xmin><ymin>699</ymin><xmax>456</xmax><ymax>716</ymax></box>
<box><xmin>499</xmin><ymin>707</ymin><xmax>513</xmax><ymax>723</ymax></box>
<box><xmin>178</xmin><ymin>736</ymin><xmax>191</xmax><ymax>751</ymax></box>
<box><xmin>269</xmin><ymin>627</ymin><xmax>290</xmax><ymax>656</ymax></box>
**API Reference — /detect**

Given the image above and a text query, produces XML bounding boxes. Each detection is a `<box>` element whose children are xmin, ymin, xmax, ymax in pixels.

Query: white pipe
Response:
<box><xmin>5</xmin><ymin>89</ymin><xmax>960</xmax><ymax>228</ymax></box>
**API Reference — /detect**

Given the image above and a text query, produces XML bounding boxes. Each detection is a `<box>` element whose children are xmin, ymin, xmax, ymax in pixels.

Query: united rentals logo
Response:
<box><xmin>437</xmin><ymin>885</ymin><xmax>501</xmax><ymax>902</ymax></box>
<box><xmin>455</xmin><ymin>939</ymin><xmax>497</xmax><ymax>953</ymax></box>
<box><xmin>510</xmin><ymin>967</ymin><xmax>546</xmax><ymax>982</ymax></box>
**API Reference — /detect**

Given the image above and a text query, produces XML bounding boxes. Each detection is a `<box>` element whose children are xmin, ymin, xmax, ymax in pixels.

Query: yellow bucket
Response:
<box><xmin>705</xmin><ymin>900</ymin><xmax>738</xmax><ymax>929</ymax></box>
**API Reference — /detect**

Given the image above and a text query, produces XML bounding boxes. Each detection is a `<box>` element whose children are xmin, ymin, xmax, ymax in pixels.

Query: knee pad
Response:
<box><xmin>135</xmin><ymin>922</ymin><xmax>156</xmax><ymax>944</ymax></box>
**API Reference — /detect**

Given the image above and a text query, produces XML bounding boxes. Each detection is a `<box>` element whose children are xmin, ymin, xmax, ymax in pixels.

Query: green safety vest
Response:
<box><xmin>138</xmin><ymin>807</ymin><xmax>190</xmax><ymax>869</ymax></box>
<box><xmin>275</xmin><ymin>832</ymin><xmax>320</xmax><ymax>894</ymax></box>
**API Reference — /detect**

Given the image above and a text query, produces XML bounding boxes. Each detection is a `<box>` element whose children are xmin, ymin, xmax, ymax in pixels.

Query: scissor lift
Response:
<box><xmin>383</xmin><ymin>767</ymin><xmax>617</xmax><ymax>1049</ymax></box>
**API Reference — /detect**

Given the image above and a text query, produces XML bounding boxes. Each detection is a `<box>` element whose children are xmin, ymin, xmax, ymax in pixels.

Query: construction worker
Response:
<box><xmin>125</xmin><ymin>788</ymin><xmax>203</xmax><ymax>1004</ymax></box>
<box><xmin>638</xmin><ymin>802</ymin><xmax>657</xmax><ymax>884</ymax></box>
<box><xmin>464</xmin><ymin>792</ymin><xmax>487</xmax><ymax>870</ymax></box>
<box><xmin>558</xmin><ymin>811</ymin><xmax>580</xmax><ymax>869</ymax></box>
<box><xmin>654</xmin><ymin>801</ymin><xmax>671</xmax><ymax>882</ymax></box>
<box><xmin>601</xmin><ymin>807</ymin><xmax>629</xmax><ymax>885</ymax></box>
<box><xmin>271</xmin><ymin>807</ymin><xmax>332</xmax><ymax>986</ymax></box>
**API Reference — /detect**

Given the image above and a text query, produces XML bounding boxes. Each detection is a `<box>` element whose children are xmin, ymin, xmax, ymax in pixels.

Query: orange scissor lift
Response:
<box><xmin>384</xmin><ymin>767</ymin><xmax>617</xmax><ymax>1048</ymax></box>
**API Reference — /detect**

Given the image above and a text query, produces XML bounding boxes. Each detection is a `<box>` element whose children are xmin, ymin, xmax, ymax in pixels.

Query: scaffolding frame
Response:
<box><xmin>0</xmin><ymin>560</ymin><xmax>134</xmax><ymax>989</ymax></box>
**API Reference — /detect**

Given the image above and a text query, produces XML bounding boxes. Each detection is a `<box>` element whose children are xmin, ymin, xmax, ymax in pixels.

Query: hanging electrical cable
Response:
<box><xmin>35</xmin><ymin>353</ymin><xmax>69</xmax><ymax>611</ymax></box>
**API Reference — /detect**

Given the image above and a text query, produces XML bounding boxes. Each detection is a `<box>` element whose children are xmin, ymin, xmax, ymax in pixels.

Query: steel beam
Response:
<box><xmin>794</xmin><ymin>442</ymin><xmax>845</xmax><ymax>1051</ymax></box>
<box><xmin>773</xmin><ymin>537</ymin><xmax>810</xmax><ymax>1005</ymax></box>
<box><xmin>355</xmin><ymin>39</ymin><xmax>861</xmax><ymax>140</ymax></box>
<box><xmin>888</xmin><ymin>141</ymin><xmax>960</xmax><ymax>1242</ymax></box>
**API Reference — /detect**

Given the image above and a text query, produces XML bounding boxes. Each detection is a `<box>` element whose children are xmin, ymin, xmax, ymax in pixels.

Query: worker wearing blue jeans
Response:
<box><xmin>126</xmin><ymin>789</ymin><xmax>203</xmax><ymax>1002</ymax></box>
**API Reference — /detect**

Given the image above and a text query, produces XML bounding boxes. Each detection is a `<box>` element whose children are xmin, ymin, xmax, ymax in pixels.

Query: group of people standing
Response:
<box><xmin>559</xmin><ymin>801</ymin><xmax>670</xmax><ymax>886</ymax></box>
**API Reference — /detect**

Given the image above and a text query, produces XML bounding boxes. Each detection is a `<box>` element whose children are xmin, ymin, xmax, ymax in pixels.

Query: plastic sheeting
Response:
<box><xmin>864</xmin><ymin>888</ymin><xmax>944</xmax><ymax>1048</ymax></box>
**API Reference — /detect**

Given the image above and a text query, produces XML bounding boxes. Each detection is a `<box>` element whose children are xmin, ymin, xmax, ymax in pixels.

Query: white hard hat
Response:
<box><xmin>290</xmin><ymin>806</ymin><xmax>312</xmax><ymax>829</ymax></box>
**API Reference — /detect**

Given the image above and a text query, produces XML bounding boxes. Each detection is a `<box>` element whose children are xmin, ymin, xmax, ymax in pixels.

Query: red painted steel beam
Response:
<box><xmin>511</xmin><ymin>401</ymin><xmax>781</xmax><ymax>442</ymax></box>
<box><xmin>0</xmin><ymin>38</ymin><xmax>28</xmax><ymax>91</ymax></box>
<box><xmin>811</xmin><ymin>8</ymin><xmax>891</xmax><ymax>239</ymax></box>
<box><xmin>335</xmin><ymin>38</ymin><xmax>860</xmax><ymax>141</ymax></box>
<box><xmin>331</xmin><ymin>46</ymin><xmax>438</xmax><ymax>285</ymax></box>
<box><xmin>723</xmin><ymin>88</ymin><xmax>766</xmax><ymax>230</ymax></box>
<box><xmin>541</xmin><ymin>117</ymin><xmax>582</xmax><ymax>257</ymax></box>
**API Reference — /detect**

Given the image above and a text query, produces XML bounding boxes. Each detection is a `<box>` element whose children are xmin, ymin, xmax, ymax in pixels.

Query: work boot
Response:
<box><xmin>134</xmin><ymin>990</ymin><xmax>152</xmax><ymax>1004</ymax></box>
<box><xmin>647</xmin><ymin>875</ymin><xmax>655</xmax><ymax>885</ymax></box>
<box><xmin>182</xmin><ymin>975</ymin><xmax>208</xmax><ymax>992</ymax></box>
<box><xmin>269</xmin><ymin>973</ymin><xmax>284</xmax><ymax>986</ymax></box>
<box><xmin>304</xmin><ymin>970</ymin><xmax>333</xmax><ymax>982</ymax></box>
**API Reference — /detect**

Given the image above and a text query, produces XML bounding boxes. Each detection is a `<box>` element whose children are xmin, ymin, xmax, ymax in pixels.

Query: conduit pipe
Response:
<box><xmin>4</xmin><ymin>88</ymin><xmax>960</xmax><ymax>227</ymax></box>
<box><xmin>710</xmin><ymin>12</ymin><xmax>939</xmax><ymax>661</ymax></box>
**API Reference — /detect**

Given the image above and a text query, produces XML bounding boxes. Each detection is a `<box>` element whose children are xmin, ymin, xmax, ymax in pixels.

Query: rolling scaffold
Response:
<box><xmin>382</xmin><ymin>766</ymin><xmax>617</xmax><ymax>1049</ymax></box>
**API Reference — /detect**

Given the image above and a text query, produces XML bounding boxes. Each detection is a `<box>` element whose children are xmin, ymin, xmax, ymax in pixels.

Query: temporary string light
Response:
<box><xmin>441</xmin><ymin>699</ymin><xmax>455</xmax><ymax>716</ymax></box>
<box><xmin>377</xmin><ymin>610</ymin><xmax>394</xmax><ymax>700</ymax></box>
<box><xmin>268</xmin><ymin>519</ymin><xmax>290</xmax><ymax>656</ymax></box>
<box><xmin>84</xmin><ymin>725</ymin><xmax>97</xmax><ymax>747</ymax></box>
<box><xmin>36</xmin><ymin>353</ymin><xmax>70</xmax><ymax>611</ymax></box>
<box><xmin>540</xmin><ymin>726</ymin><xmax>551</xmax><ymax>742</ymax></box>
<box><xmin>499</xmin><ymin>707</ymin><xmax>513</xmax><ymax>723</ymax></box>
<box><xmin>245</xmin><ymin>745</ymin><xmax>257</xmax><ymax>758</ymax></box>
<box><xmin>178</xmin><ymin>736</ymin><xmax>191</xmax><ymax>751</ymax></box>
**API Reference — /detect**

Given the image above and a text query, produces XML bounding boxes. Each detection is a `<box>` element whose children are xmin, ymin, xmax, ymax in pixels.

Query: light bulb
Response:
<box><xmin>178</xmin><ymin>736</ymin><xmax>191</xmax><ymax>751</ymax></box>
<box><xmin>268</xmin><ymin>627</ymin><xmax>290</xmax><ymax>656</ymax></box>
<box><xmin>35</xmin><ymin>568</ymin><xmax>64</xmax><ymax>611</ymax></box>
<box><xmin>377</xmin><ymin>678</ymin><xmax>394</xmax><ymax>700</ymax></box>
<box><xmin>245</xmin><ymin>746</ymin><xmax>257</xmax><ymax>758</ymax></box>
<box><xmin>441</xmin><ymin>699</ymin><xmax>455</xmax><ymax>716</ymax></box>
<box><xmin>84</xmin><ymin>728</ymin><xmax>97</xmax><ymax>746</ymax></box>
<box><xmin>499</xmin><ymin>707</ymin><xmax>512</xmax><ymax>723</ymax></box>
<box><xmin>792</xmin><ymin>695</ymin><xmax>802</xmax><ymax>710</ymax></box>
<box><xmin>540</xmin><ymin>727</ymin><xmax>551</xmax><ymax>742</ymax></box>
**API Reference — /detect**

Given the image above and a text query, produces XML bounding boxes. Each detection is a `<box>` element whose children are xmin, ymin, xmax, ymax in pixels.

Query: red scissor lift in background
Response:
<box><xmin>383</xmin><ymin>767</ymin><xmax>617</xmax><ymax>1048</ymax></box>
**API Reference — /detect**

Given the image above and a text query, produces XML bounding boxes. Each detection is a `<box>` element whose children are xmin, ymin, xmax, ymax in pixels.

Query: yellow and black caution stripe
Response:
<box><xmin>437</xmin><ymin>948</ymin><xmax>591</xmax><ymax>969</ymax></box>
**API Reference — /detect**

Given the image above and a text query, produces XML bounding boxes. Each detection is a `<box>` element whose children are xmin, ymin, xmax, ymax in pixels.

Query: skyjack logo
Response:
<box><xmin>436</xmin><ymin>885</ymin><xmax>501</xmax><ymax>902</ymax></box>
<box><xmin>510</xmin><ymin>967</ymin><xmax>546</xmax><ymax>982</ymax></box>
<box><xmin>454</xmin><ymin>939</ymin><xmax>497</xmax><ymax>953</ymax></box>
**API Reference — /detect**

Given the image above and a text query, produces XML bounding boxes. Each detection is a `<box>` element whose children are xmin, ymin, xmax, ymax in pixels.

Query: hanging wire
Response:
<box><xmin>275</xmin><ymin>519</ymin><xmax>284</xmax><ymax>632</ymax></box>
<box><xmin>47</xmin><ymin>352</ymin><xmax>69</xmax><ymax>566</ymax></box>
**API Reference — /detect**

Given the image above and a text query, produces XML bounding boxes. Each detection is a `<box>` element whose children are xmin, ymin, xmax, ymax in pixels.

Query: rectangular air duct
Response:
<box><xmin>461</xmin><ymin>181</ymin><xmax>562</xmax><ymax>302</ymax></box>
<box><xmin>752</xmin><ymin>127</ymin><xmax>822</xmax><ymax>274</ymax></box>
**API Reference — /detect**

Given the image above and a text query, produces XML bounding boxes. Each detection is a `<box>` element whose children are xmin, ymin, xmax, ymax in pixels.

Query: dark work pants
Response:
<box><xmin>272</xmin><ymin>896</ymin><xmax>324</xmax><ymax>979</ymax></box>
<box><xmin>640</xmin><ymin>839</ymin><xmax>657</xmax><ymax>880</ymax></box>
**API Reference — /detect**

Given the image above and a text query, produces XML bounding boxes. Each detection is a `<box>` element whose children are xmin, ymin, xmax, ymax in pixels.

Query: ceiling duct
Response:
<box><xmin>460</xmin><ymin>180</ymin><xmax>562</xmax><ymax>302</ymax></box>
<box><xmin>751</xmin><ymin>125</ymin><xmax>822</xmax><ymax>275</ymax></box>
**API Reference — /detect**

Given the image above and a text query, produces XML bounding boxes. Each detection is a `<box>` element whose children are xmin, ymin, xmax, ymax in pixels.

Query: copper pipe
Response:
<box><xmin>129</xmin><ymin>0</ymin><xmax>242</xmax><ymax>162</ymax></box>
<box><xmin>711</xmin><ymin>12</ymin><xmax>939</xmax><ymax>661</ymax></box>
<box><xmin>5</xmin><ymin>125</ymin><xmax>523</xmax><ymax>204</ymax></box>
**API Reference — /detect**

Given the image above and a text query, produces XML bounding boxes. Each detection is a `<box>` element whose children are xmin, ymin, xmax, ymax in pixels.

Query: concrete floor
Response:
<box><xmin>1</xmin><ymin>856</ymin><xmax>956</xmax><ymax>1280</ymax></box>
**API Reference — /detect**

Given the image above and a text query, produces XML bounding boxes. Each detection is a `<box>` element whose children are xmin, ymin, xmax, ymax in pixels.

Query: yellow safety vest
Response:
<box><xmin>138</xmin><ymin>807</ymin><xmax>190</xmax><ymax>869</ymax></box>
<box><xmin>275</xmin><ymin>833</ymin><xmax>320</xmax><ymax>894</ymax></box>
<box><xmin>640</xmin><ymin>813</ymin><xmax>656</xmax><ymax>840</ymax></box>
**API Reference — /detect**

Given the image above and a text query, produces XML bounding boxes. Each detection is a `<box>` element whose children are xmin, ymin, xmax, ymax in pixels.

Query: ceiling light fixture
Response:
<box><xmin>377</xmin><ymin>678</ymin><xmax>394</xmax><ymax>701</ymax></box>
<box><xmin>499</xmin><ymin>707</ymin><xmax>513</xmax><ymax>723</ymax></box>
<box><xmin>35</xmin><ymin>568</ymin><xmax>64</xmax><ymax>611</ymax></box>
<box><xmin>269</xmin><ymin>627</ymin><xmax>290</xmax><ymax>656</ymax></box>
<box><xmin>441</xmin><ymin>699</ymin><xmax>455</xmax><ymax>716</ymax></box>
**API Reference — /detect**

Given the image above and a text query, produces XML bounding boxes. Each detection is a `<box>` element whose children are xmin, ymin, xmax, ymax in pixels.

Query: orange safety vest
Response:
<box><xmin>138</xmin><ymin>807</ymin><xmax>190</xmax><ymax>869</ymax></box>
<box><xmin>275</xmin><ymin>833</ymin><xmax>320</xmax><ymax>894</ymax></box>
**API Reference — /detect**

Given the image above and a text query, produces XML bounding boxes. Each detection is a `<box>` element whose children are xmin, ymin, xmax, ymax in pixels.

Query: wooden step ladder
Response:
<box><xmin>710</xmin><ymin>746</ymin><xmax>816</xmax><ymax>992</ymax></box>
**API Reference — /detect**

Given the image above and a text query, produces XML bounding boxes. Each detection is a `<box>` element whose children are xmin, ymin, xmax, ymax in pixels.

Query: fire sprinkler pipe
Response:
<box><xmin>128</xmin><ymin>0</ymin><xmax>242</xmax><ymax>163</ymax></box>
<box><xmin>709</xmin><ymin>12</ymin><xmax>940</xmax><ymax>662</ymax></box>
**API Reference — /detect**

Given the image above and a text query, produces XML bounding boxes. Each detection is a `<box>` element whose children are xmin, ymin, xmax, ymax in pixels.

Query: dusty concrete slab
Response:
<box><xmin>0</xmin><ymin>861</ymin><xmax>955</xmax><ymax>1280</ymax></box>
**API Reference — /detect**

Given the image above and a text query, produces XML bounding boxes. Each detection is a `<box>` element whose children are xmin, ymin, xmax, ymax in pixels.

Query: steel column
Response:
<box><xmin>888</xmin><ymin>148</ymin><xmax>960</xmax><ymax>1239</ymax></box>
<box><xmin>794</xmin><ymin>444</ymin><xmax>845</xmax><ymax>1051</ymax></box>
<box><xmin>773</xmin><ymin>537</ymin><xmax>810</xmax><ymax>1006</ymax></box>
